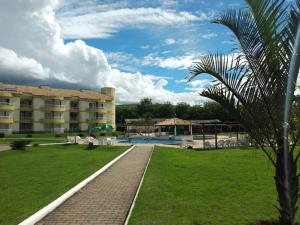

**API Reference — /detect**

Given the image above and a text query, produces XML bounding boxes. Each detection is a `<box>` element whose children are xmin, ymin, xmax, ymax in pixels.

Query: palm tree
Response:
<box><xmin>188</xmin><ymin>0</ymin><xmax>300</xmax><ymax>224</ymax></box>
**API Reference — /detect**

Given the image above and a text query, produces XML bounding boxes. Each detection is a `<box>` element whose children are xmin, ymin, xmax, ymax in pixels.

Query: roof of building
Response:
<box><xmin>0</xmin><ymin>83</ymin><xmax>113</xmax><ymax>101</ymax></box>
<box><xmin>155</xmin><ymin>118</ymin><xmax>191</xmax><ymax>126</ymax></box>
<box><xmin>190</xmin><ymin>119</ymin><xmax>221</xmax><ymax>124</ymax></box>
<box><xmin>125</xmin><ymin>118</ymin><xmax>164</xmax><ymax>125</ymax></box>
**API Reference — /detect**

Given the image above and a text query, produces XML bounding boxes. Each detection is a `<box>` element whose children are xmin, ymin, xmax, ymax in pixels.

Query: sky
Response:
<box><xmin>0</xmin><ymin>0</ymin><xmax>246</xmax><ymax>105</ymax></box>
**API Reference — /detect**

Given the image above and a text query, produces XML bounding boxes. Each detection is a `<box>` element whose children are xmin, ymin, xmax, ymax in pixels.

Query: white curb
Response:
<box><xmin>124</xmin><ymin>145</ymin><xmax>154</xmax><ymax>225</ymax></box>
<box><xmin>18</xmin><ymin>145</ymin><xmax>136</xmax><ymax>225</ymax></box>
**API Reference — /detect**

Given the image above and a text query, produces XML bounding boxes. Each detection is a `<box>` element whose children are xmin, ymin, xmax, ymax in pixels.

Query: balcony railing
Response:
<box><xmin>42</xmin><ymin>104</ymin><xmax>65</xmax><ymax>112</ymax></box>
<box><xmin>0</xmin><ymin>115</ymin><xmax>12</xmax><ymax>118</ymax></box>
<box><xmin>45</xmin><ymin>104</ymin><xmax>65</xmax><ymax>107</ymax></box>
<box><xmin>45</xmin><ymin>127</ymin><xmax>64</xmax><ymax>133</ymax></box>
<box><xmin>0</xmin><ymin>102</ymin><xmax>12</xmax><ymax>105</ymax></box>
<box><xmin>20</xmin><ymin>116</ymin><xmax>32</xmax><ymax>120</ymax></box>
<box><xmin>87</xmin><ymin>117</ymin><xmax>105</xmax><ymax>123</ymax></box>
<box><xmin>20</xmin><ymin>104</ymin><xmax>32</xmax><ymax>107</ymax></box>
<box><xmin>0</xmin><ymin>128</ymin><xmax>12</xmax><ymax>134</ymax></box>
<box><xmin>90</xmin><ymin>117</ymin><xmax>104</xmax><ymax>120</ymax></box>
<box><xmin>45</xmin><ymin>116</ymin><xmax>64</xmax><ymax>119</ymax></box>
<box><xmin>89</xmin><ymin>105</ymin><xmax>103</xmax><ymax>109</ymax></box>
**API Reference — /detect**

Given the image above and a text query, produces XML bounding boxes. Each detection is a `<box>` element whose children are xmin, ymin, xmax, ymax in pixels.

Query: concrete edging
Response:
<box><xmin>18</xmin><ymin>145</ymin><xmax>136</xmax><ymax>225</ymax></box>
<box><xmin>124</xmin><ymin>145</ymin><xmax>154</xmax><ymax>225</ymax></box>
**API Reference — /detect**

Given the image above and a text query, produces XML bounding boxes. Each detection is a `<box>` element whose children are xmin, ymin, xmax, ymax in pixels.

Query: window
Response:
<box><xmin>45</xmin><ymin>100</ymin><xmax>64</xmax><ymax>107</ymax></box>
<box><xmin>20</xmin><ymin>111</ymin><xmax>32</xmax><ymax>119</ymax></box>
<box><xmin>89</xmin><ymin>102</ymin><xmax>103</xmax><ymax>109</ymax></box>
<box><xmin>70</xmin><ymin>112</ymin><xmax>78</xmax><ymax>120</ymax></box>
<box><xmin>0</xmin><ymin>98</ymin><xmax>10</xmax><ymax>104</ymax></box>
<box><xmin>0</xmin><ymin>111</ymin><xmax>10</xmax><ymax>117</ymax></box>
<box><xmin>45</xmin><ymin>112</ymin><xmax>62</xmax><ymax>119</ymax></box>
<box><xmin>70</xmin><ymin>102</ymin><xmax>78</xmax><ymax>109</ymax></box>
<box><xmin>20</xmin><ymin>99</ymin><xmax>32</xmax><ymax>107</ymax></box>
<box><xmin>0</xmin><ymin>124</ymin><xmax>9</xmax><ymax>129</ymax></box>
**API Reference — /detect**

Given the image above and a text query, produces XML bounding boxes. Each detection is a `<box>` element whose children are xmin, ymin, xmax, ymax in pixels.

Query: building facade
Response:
<box><xmin>0</xmin><ymin>84</ymin><xmax>115</xmax><ymax>135</ymax></box>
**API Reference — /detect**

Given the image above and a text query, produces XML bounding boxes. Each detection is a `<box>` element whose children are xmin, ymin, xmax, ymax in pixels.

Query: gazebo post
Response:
<box><xmin>190</xmin><ymin>124</ymin><xmax>193</xmax><ymax>136</ymax></box>
<box><xmin>202</xmin><ymin>124</ymin><xmax>205</xmax><ymax>149</ymax></box>
<box><xmin>174</xmin><ymin>125</ymin><xmax>177</xmax><ymax>136</ymax></box>
<box><xmin>215</xmin><ymin>124</ymin><xmax>218</xmax><ymax>149</ymax></box>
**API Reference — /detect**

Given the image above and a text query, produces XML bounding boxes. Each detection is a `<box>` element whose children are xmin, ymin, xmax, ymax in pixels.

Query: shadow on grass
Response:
<box><xmin>251</xmin><ymin>220</ymin><xmax>300</xmax><ymax>225</ymax></box>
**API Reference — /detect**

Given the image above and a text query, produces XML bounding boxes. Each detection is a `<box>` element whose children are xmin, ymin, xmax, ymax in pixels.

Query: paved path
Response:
<box><xmin>37</xmin><ymin>145</ymin><xmax>153</xmax><ymax>225</ymax></box>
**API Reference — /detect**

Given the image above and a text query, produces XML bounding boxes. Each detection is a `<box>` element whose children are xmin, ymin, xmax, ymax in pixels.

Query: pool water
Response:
<box><xmin>117</xmin><ymin>137</ymin><xmax>182</xmax><ymax>145</ymax></box>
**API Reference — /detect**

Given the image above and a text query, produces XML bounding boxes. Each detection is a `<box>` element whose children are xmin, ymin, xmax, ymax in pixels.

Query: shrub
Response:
<box><xmin>112</xmin><ymin>132</ymin><xmax>120</xmax><ymax>137</ymax></box>
<box><xmin>54</xmin><ymin>134</ymin><xmax>61</xmax><ymax>138</ymax></box>
<box><xmin>33</xmin><ymin>143</ymin><xmax>39</xmax><ymax>147</ymax></box>
<box><xmin>86</xmin><ymin>142</ymin><xmax>96</xmax><ymax>150</ymax></box>
<box><xmin>99</xmin><ymin>133</ymin><xmax>105</xmax><ymax>136</ymax></box>
<box><xmin>26</xmin><ymin>134</ymin><xmax>32</xmax><ymax>138</ymax></box>
<box><xmin>78</xmin><ymin>133</ymin><xmax>84</xmax><ymax>137</ymax></box>
<box><xmin>0</xmin><ymin>133</ymin><xmax>5</xmax><ymax>138</ymax></box>
<box><xmin>10</xmin><ymin>140</ymin><xmax>31</xmax><ymax>150</ymax></box>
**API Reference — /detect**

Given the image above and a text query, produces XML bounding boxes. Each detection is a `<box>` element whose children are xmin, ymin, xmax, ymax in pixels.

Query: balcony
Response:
<box><xmin>0</xmin><ymin>128</ymin><xmax>12</xmax><ymax>135</ymax></box>
<box><xmin>70</xmin><ymin>106</ymin><xmax>79</xmax><ymax>112</ymax></box>
<box><xmin>86</xmin><ymin>117</ymin><xmax>105</xmax><ymax>124</ymax></box>
<box><xmin>42</xmin><ymin>117</ymin><xmax>65</xmax><ymax>124</ymax></box>
<box><xmin>20</xmin><ymin>116</ymin><xmax>33</xmax><ymax>123</ymax></box>
<box><xmin>20</xmin><ymin>104</ymin><xmax>33</xmax><ymax>111</ymax></box>
<box><xmin>70</xmin><ymin>117</ymin><xmax>79</xmax><ymax>123</ymax></box>
<box><xmin>0</xmin><ymin>116</ymin><xmax>13</xmax><ymax>123</ymax></box>
<box><xmin>45</xmin><ymin>127</ymin><xmax>64</xmax><ymax>134</ymax></box>
<box><xmin>87</xmin><ymin>106</ymin><xmax>106</xmax><ymax>113</ymax></box>
<box><xmin>0</xmin><ymin>102</ymin><xmax>14</xmax><ymax>111</ymax></box>
<box><xmin>42</xmin><ymin>104</ymin><xmax>65</xmax><ymax>112</ymax></box>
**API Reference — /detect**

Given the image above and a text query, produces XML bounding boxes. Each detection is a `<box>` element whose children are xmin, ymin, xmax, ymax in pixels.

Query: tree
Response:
<box><xmin>154</xmin><ymin>102</ymin><xmax>175</xmax><ymax>118</ymax></box>
<box><xmin>137</xmin><ymin>98</ymin><xmax>154</xmax><ymax>118</ymax></box>
<box><xmin>188</xmin><ymin>1</ymin><xmax>300</xmax><ymax>224</ymax></box>
<box><xmin>175</xmin><ymin>102</ymin><xmax>191</xmax><ymax>119</ymax></box>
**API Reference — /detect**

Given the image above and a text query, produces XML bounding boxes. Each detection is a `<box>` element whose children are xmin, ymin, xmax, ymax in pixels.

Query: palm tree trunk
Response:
<box><xmin>275</xmin><ymin>140</ymin><xmax>299</xmax><ymax>225</ymax></box>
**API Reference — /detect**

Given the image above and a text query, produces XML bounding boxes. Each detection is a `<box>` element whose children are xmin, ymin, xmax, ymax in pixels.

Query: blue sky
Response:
<box><xmin>62</xmin><ymin>0</ymin><xmax>244</xmax><ymax>94</ymax></box>
<box><xmin>0</xmin><ymin>0</ymin><xmax>248</xmax><ymax>104</ymax></box>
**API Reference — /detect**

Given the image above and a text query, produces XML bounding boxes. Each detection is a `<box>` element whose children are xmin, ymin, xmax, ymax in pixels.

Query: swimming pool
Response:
<box><xmin>117</xmin><ymin>137</ymin><xmax>182</xmax><ymax>145</ymax></box>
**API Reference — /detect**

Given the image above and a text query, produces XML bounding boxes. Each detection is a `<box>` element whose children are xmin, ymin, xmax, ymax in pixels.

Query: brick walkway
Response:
<box><xmin>37</xmin><ymin>145</ymin><xmax>153</xmax><ymax>225</ymax></box>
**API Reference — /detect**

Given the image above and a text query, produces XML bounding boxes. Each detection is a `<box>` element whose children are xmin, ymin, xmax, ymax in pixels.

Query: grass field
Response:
<box><xmin>0</xmin><ymin>133</ymin><xmax>67</xmax><ymax>145</ymax></box>
<box><xmin>0</xmin><ymin>144</ymin><xmax>127</xmax><ymax>225</ymax></box>
<box><xmin>0</xmin><ymin>131</ymin><xmax>125</xmax><ymax>145</ymax></box>
<box><xmin>129</xmin><ymin>147</ymin><xmax>300</xmax><ymax>225</ymax></box>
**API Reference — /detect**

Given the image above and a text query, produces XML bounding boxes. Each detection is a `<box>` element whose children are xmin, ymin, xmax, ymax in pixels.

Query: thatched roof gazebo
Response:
<box><xmin>155</xmin><ymin>118</ymin><xmax>192</xmax><ymax>136</ymax></box>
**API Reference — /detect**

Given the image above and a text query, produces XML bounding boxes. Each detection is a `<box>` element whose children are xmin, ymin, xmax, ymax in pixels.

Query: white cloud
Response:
<box><xmin>0</xmin><ymin>0</ymin><xmax>206</xmax><ymax>105</ymax></box>
<box><xmin>0</xmin><ymin>48</ymin><xmax>51</xmax><ymax>80</ymax></box>
<box><xmin>175</xmin><ymin>79</ymin><xmax>212</xmax><ymax>92</ymax></box>
<box><xmin>141</xmin><ymin>45</ymin><xmax>150</xmax><ymax>49</ymax></box>
<box><xmin>165</xmin><ymin>38</ymin><xmax>176</xmax><ymax>45</ymax></box>
<box><xmin>201</xmin><ymin>32</ymin><xmax>217</xmax><ymax>39</ymax></box>
<box><xmin>164</xmin><ymin>38</ymin><xmax>190</xmax><ymax>45</ymax></box>
<box><xmin>105</xmin><ymin>51</ymin><xmax>141</xmax><ymax>72</ymax></box>
<box><xmin>56</xmin><ymin>0</ymin><xmax>202</xmax><ymax>39</ymax></box>
<box><xmin>143</xmin><ymin>53</ymin><xmax>205</xmax><ymax>70</ymax></box>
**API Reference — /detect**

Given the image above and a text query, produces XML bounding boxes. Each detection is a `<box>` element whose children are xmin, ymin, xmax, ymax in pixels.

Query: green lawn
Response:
<box><xmin>0</xmin><ymin>144</ymin><xmax>127</xmax><ymax>225</ymax></box>
<box><xmin>129</xmin><ymin>147</ymin><xmax>300</xmax><ymax>225</ymax></box>
<box><xmin>0</xmin><ymin>131</ymin><xmax>124</xmax><ymax>145</ymax></box>
<box><xmin>0</xmin><ymin>133</ymin><xmax>67</xmax><ymax>145</ymax></box>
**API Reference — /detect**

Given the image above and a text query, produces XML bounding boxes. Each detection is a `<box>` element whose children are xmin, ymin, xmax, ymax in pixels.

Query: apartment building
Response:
<box><xmin>0</xmin><ymin>84</ymin><xmax>115</xmax><ymax>135</ymax></box>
